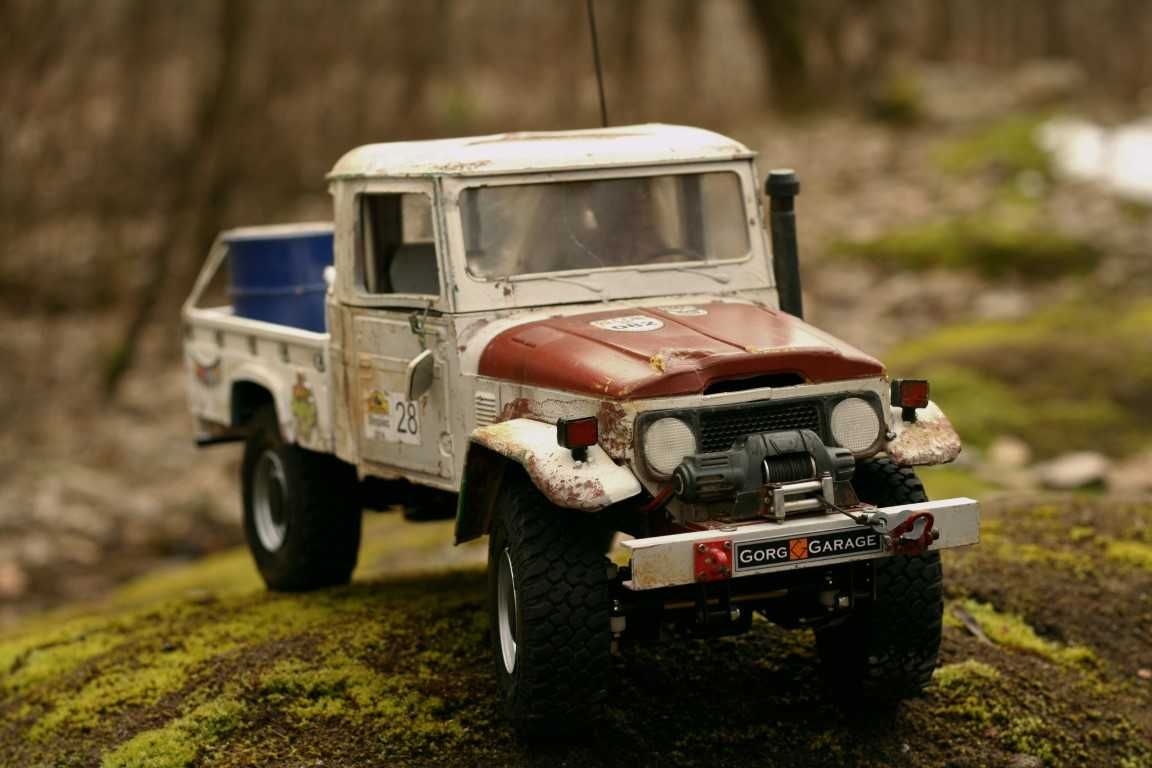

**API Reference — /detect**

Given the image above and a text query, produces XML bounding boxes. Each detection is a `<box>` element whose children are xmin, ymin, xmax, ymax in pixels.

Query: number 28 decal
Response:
<box><xmin>364</xmin><ymin>390</ymin><xmax>421</xmax><ymax>445</ymax></box>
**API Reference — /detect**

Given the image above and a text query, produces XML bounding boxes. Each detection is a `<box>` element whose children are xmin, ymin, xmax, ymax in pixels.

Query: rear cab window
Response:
<box><xmin>358</xmin><ymin>192</ymin><xmax>439</xmax><ymax>296</ymax></box>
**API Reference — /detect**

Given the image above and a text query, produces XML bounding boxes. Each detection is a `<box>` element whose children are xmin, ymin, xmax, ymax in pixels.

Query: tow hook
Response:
<box><xmin>886</xmin><ymin>511</ymin><xmax>937</xmax><ymax>555</ymax></box>
<box><xmin>834</xmin><ymin>506</ymin><xmax>940</xmax><ymax>556</ymax></box>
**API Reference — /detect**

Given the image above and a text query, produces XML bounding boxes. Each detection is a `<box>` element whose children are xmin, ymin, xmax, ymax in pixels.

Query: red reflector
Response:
<box><xmin>557</xmin><ymin>416</ymin><xmax>598</xmax><ymax>449</ymax></box>
<box><xmin>894</xmin><ymin>379</ymin><xmax>930</xmax><ymax>409</ymax></box>
<box><xmin>693</xmin><ymin>540</ymin><xmax>733</xmax><ymax>583</ymax></box>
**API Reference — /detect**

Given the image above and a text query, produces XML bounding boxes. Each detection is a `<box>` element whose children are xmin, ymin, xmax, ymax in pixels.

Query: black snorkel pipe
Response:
<box><xmin>766</xmin><ymin>169</ymin><xmax>803</xmax><ymax>319</ymax></box>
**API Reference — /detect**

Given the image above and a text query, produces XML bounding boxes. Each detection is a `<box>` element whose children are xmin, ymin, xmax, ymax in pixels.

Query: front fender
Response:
<box><xmin>471</xmin><ymin>418</ymin><xmax>642</xmax><ymax>511</ymax></box>
<box><xmin>885</xmin><ymin>400</ymin><xmax>962</xmax><ymax>466</ymax></box>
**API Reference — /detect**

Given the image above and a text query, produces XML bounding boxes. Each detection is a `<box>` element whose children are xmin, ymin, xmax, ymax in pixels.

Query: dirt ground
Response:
<box><xmin>1</xmin><ymin>491</ymin><xmax>1149</xmax><ymax>767</ymax></box>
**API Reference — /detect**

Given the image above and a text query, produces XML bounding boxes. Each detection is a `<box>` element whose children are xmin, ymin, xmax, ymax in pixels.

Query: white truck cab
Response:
<box><xmin>183</xmin><ymin>124</ymin><xmax>978</xmax><ymax>728</ymax></box>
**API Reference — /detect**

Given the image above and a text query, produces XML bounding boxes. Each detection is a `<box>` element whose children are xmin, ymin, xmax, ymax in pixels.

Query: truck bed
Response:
<box><xmin>183</xmin><ymin>234</ymin><xmax>336</xmax><ymax>455</ymax></box>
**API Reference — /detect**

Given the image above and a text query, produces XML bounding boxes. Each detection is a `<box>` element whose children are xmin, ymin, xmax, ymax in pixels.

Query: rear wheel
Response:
<box><xmin>242</xmin><ymin>406</ymin><xmax>362</xmax><ymax>591</ymax></box>
<box><xmin>816</xmin><ymin>457</ymin><xmax>944</xmax><ymax>700</ymax></box>
<box><xmin>487</xmin><ymin>472</ymin><xmax>612</xmax><ymax>730</ymax></box>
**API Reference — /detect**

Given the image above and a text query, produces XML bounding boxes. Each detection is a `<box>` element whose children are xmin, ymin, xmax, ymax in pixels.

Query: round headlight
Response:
<box><xmin>830</xmin><ymin>397</ymin><xmax>882</xmax><ymax>453</ymax></box>
<box><xmin>643</xmin><ymin>417</ymin><xmax>697</xmax><ymax>476</ymax></box>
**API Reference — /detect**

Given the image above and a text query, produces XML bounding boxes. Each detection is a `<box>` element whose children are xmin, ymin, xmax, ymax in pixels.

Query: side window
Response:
<box><xmin>359</xmin><ymin>193</ymin><xmax>439</xmax><ymax>296</ymax></box>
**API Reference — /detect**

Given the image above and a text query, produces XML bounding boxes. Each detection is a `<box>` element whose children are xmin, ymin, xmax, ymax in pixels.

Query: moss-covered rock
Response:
<box><xmin>2</xmin><ymin>501</ymin><xmax>1149</xmax><ymax>768</ymax></box>
<box><xmin>833</xmin><ymin>206</ymin><xmax>1097</xmax><ymax>279</ymax></box>
<box><xmin>887</xmin><ymin>300</ymin><xmax>1152</xmax><ymax>457</ymax></box>
<box><xmin>935</xmin><ymin>114</ymin><xmax>1053</xmax><ymax>177</ymax></box>
<box><xmin>953</xmin><ymin>599</ymin><xmax>1095</xmax><ymax>667</ymax></box>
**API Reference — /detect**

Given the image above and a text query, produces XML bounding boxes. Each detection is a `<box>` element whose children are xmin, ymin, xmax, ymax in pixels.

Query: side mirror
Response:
<box><xmin>405</xmin><ymin>349</ymin><xmax>435</xmax><ymax>401</ymax></box>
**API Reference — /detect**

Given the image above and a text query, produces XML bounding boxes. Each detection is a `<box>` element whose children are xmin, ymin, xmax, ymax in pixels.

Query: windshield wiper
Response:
<box><xmin>666</xmin><ymin>267</ymin><xmax>731</xmax><ymax>284</ymax></box>
<box><xmin>534</xmin><ymin>274</ymin><xmax>605</xmax><ymax>293</ymax></box>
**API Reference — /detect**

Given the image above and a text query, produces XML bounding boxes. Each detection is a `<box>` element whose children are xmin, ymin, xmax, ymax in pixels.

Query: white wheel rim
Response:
<box><xmin>497</xmin><ymin>548</ymin><xmax>519</xmax><ymax>674</ymax></box>
<box><xmin>253</xmin><ymin>450</ymin><xmax>288</xmax><ymax>552</ymax></box>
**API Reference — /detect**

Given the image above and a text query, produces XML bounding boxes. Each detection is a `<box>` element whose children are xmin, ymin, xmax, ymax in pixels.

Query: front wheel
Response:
<box><xmin>241</xmin><ymin>407</ymin><xmax>362</xmax><ymax>591</ymax></box>
<box><xmin>815</xmin><ymin>457</ymin><xmax>944</xmax><ymax>700</ymax></box>
<box><xmin>487</xmin><ymin>472</ymin><xmax>612</xmax><ymax>729</ymax></box>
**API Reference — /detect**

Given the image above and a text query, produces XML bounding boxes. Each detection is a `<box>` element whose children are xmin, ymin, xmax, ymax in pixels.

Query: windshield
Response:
<box><xmin>461</xmin><ymin>171</ymin><xmax>750</xmax><ymax>279</ymax></box>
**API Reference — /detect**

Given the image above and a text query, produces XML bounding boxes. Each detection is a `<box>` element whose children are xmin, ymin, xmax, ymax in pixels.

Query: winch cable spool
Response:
<box><xmin>762</xmin><ymin>452</ymin><xmax>816</xmax><ymax>484</ymax></box>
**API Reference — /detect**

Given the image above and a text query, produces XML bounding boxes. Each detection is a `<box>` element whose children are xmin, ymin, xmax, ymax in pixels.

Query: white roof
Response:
<box><xmin>327</xmin><ymin>124</ymin><xmax>754</xmax><ymax>180</ymax></box>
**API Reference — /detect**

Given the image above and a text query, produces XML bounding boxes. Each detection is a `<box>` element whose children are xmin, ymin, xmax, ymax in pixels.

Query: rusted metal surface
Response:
<box><xmin>327</xmin><ymin>124</ymin><xmax>753</xmax><ymax>180</ymax></box>
<box><xmin>478</xmin><ymin>301</ymin><xmax>884</xmax><ymax>399</ymax></box>
<box><xmin>596</xmin><ymin>400</ymin><xmax>635</xmax><ymax>459</ymax></box>
<box><xmin>470</xmin><ymin>418</ymin><xmax>641</xmax><ymax>511</ymax></box>
<box><xmin>885</xmin><ymin>402</ymin><xmax>963</xmax><ymax>466</ymax></box>
<box><xmin>623</xmin><ymin>497</ymin><xmax>979</xmax><ymax>590</ymax></box>
<box><xmin>483</xmin><ymin>393</ymin><xmax>637</xmax><ymax>462</ymax></box>
<box><xmin>496</xmin><ymin>395</ymin><xmax>595</xmax><ymax>426</ymax></box>
<box><xmin>498</xmin><ymin>397</ymin><xmax>536</xmax><ymax>422</ymax></box>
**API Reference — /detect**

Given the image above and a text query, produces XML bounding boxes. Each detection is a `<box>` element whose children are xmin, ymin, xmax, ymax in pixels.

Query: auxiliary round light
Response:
<box><xmin>830</xmin><ymin>397</ymin><xmax>882</xmax><ymax>453</ymax></box>
<box><xmin>643</xmin><ymin>417</ymin><xmax>697</xmax><ymax>476</ymax></box>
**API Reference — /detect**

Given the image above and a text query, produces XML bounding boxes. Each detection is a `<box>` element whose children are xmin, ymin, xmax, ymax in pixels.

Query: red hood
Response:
<box><xmin>477</xmin><ymin>302</ymin><xmax>884</xmax><ymax>399</ymax></box>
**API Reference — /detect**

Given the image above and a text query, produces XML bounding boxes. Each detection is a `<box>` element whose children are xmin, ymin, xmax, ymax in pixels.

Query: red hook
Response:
<box><xmin>888</xmin><ymin>511</ymin><xmax>936</xmax><ymax>556</ymax></box>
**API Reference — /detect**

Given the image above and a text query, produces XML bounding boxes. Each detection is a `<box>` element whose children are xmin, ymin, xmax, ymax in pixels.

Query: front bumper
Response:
<box><xmin>621</xmin><ymin>496</ymin><xmax>979</xmax><ymax>590</ymax></box>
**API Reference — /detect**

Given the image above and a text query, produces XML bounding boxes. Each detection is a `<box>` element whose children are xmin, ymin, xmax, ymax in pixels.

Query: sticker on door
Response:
<box><xmin>364</xmin><ymin>390</ymin><xmax>422</xmax><ymax>445</ymax></box>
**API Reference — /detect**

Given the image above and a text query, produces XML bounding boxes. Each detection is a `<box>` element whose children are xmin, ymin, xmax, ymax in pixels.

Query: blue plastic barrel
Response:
<box><xmin>226</xmin><ymin>224</ymin><xmax>333</xmax><ymax>333</ymax></box>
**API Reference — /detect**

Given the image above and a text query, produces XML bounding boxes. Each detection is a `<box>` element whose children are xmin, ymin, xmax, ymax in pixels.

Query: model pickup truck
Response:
<box><xmin>183</xmin><ymin>124</ymin><xmax>978</xmax><ymax>727</ymax></box>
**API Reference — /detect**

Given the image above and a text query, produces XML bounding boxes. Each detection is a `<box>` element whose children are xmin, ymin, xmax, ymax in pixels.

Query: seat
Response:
<box><xmin>388</xmin><ymin>243</ymin><xmax>440</xmax><ymax>295</ymax></box>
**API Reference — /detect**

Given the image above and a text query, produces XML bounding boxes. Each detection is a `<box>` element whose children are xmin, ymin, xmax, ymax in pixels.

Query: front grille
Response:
<box><xmin>698</xmin><ymin>400</ymin><xmax>824</xmax><ymax>452</ymax></box>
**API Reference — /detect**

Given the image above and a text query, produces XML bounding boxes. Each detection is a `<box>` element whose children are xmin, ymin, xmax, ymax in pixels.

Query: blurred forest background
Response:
<box><xmin>2</xmin><ymin>0</ymin><xmax>1152</xmax><ymax>625</ymax></box>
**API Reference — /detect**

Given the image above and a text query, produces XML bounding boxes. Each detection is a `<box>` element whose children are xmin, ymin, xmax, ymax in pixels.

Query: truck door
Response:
<box><xmin>344</xmin><ymin>188</ymin><xmax>453</xmax><ymax>482</ymax></box>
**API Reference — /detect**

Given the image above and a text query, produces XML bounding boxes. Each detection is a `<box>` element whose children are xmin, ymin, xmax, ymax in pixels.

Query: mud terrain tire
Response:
<box><xmin>487</xmin><ymin>472</ymin><xmax>612</xmax><ymax>730</ymax></box>
<box><xmin>816</xmin><ymin>457</ymin><xmax>943</xmax><ymax>700</ymax></box>
<box><xmin>242</xmin><ymin>406</ymin><xmax>361</xmax><ymax>591</ymax></box>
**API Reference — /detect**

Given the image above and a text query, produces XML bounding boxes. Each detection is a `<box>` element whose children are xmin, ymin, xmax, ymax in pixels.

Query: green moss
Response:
<box><xmin>867</xmin><ymin>71</ymin><xmax>924</xmax><ymax>126</ymax></box>
<box><xmin>930</xmin><ymin>660</ymin><xmax>1002</xmax><ymax>724</ymax></box>
<box><xmin>254</xmin><ymin>655</ymin><xmax>430</xmax><ymax>723</ymax></box>
<box><xmin>1001</xmin><ymin>714</ymin><xmax>1059</xmax><ymax>764</ymax></box>
<box><xmin>6</xmin><ymin>502</ymin><xmax>1151</xmax><ymax>767</ymax></box>
<box><xmin>917</xmin><ymin>465</ymin><xmax>999</xmax><ymax>499</ymax></box>
<box><xmin>108</xmin><ymin>550</ymin><xmax>260</xmax><ymax>609</ymax></box>
<box><xmin>1011</xmin><ymin>544</ymin><xmax>1095</xmax><ymax>577</ymax></box>
<box><xmin>1028</xmin><ymin>504</ymin><xmax>1061</xmax><ymax>520</ymax></box>
<box><xmin>1068</xmin><ymin>526</ymin><xmax>1096</xmax><ymax>543</ymax></box>
<box><xmin>25</xmin><ymin>595</ymin><xmax>365</xmax><ymax>740</ymax></box>
<box><xmin>833</xmin><ymin>207</ymin><xmax>1096</xmax><ymax>279</ymax></box>
<box><xmin>958</xmin><ymin>600</ymin><xmax>1094</xmax><ymax>667</ymax></box>
<box><xmin>933</xmin><ymin>659</ymin><xmax>1001</xmax><ymax>689</ymax></box>
<box><xmin>1</xmin><ymin>620</ymin><xmax>130</xmax><ymax>697</ymax></box>
<box><xmin>887</xmin><ymin>301</ymin><xmax>1152</xmax><ymax>458</ymax></box>
<box><xmin>925</xmin><ymin>649</ymin><xmax>1149</xmax><ymax>767</ymax></box>
<box><xmin>108</xmin><ymin>515</ymin><xmax>481</xmax><ymax>613</ymax></box>
<box><xmin>935</xmin><ymin>114</ymin><xmax>1052</xmax><ymax>177</ymax></box>
<box><xmin>101</xmin><ymin>698</ymin><xmax>245</xmax><ymax>768</ymax></box>
<box><xmin>1103</xmin><ymin>540</ymin><xmax>1152</xmax><ymax>571</ymax></box>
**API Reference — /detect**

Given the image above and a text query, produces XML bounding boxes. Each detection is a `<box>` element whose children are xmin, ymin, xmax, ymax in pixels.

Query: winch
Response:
<box><xmin>672</xmin><ymin>429</ymin><xmax>855</xmax><ymax>522</ymax></box>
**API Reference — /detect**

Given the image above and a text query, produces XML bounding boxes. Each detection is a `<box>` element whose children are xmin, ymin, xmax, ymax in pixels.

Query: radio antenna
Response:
<box><xmin>586</xmin><ymin>0</ymin><xmax>609</xmax><ymax>127</ymax></box>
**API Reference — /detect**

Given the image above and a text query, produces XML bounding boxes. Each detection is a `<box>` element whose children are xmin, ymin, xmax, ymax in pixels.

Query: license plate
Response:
<box><xmin>734</xmin><ymin>527</ymin><xmax>883</xmax><ymax>572</ymax></box>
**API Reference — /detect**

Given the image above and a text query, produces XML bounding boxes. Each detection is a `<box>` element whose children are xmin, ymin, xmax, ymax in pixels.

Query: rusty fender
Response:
<box><xmin>469</xmin><ymin>418</ymin><xmax>642</xmax><ymax>511</ymax></box>
<box><xmin>885</xmin><ymin>401</ymin><xmax>962</xmax><ymax>466</ymax></box>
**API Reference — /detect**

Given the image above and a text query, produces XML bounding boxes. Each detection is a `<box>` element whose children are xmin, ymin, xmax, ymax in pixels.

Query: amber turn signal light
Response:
<box><xmin>891</xmin><ymin>379</ymin><xmax>930</xmax><ymax>410</ymax></box>
<box><xmin>557</xmin><ymin>416</ymin><xmax>599</xmax><ymax>461</ymax></box>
